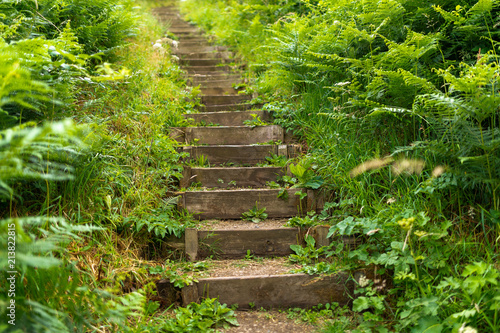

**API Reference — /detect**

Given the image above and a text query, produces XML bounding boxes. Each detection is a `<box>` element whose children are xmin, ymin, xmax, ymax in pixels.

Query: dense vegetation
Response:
<box><xmin>1</xmin><ymin>0</ymin><xmax>499</xmax><ymax>332</ymax></box>
<box><xmin>0</xmin><ymin>0</ymin><xmax>205</xmax><ymax>331</ymax></box>
<box><xmin>180</xmin><ymin>0</ymin><xmax>500</xmax><ymax>331</ymax></box>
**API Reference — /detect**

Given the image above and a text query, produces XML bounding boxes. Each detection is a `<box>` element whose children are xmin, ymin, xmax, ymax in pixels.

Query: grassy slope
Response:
<box><xmin>180</xmin><ymin>0</ymin><xmax>500</xmax><ymax>332</ymax></box>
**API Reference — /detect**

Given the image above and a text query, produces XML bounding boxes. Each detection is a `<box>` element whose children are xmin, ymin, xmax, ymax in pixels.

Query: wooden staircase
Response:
<box><xmin>153</xmin><ymin>6</ymin><xmax>360</xmax><ymax>311</ymax></box>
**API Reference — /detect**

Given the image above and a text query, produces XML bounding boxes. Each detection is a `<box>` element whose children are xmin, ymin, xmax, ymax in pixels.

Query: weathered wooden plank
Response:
<box><xmin>189</xmin><ymin>75</ymin><xmax>241</xmax><ymax>84</ymax></box>
<box><xmin>178</xmin><ymin>188</ymin><xmax>307</xmax><ymax>219</ymax></box>
<box><xmin>180</xmin><ymin>59</ymin><xmax>233</xmax><ymax>66</ymax></box>
<box><xmin>192</xmin><ymin>80</ymin><xmax>243</xmax><ymax>89</ymax></box>
<box><xmin>186</xmin><ymin>66</ymin><xmax>236</xmax><ymax>74</ymax></box>
<box><xmin>180</xmin><ymin>144</ymin><xmax>278</xmax><ymax>165</ymax></box>
<box><xmin>201</xmin><ymin>103</ymin><xmax>263</xmax><ymax>112</ymax></box>
<box><xmin>169</xmin><ymin>28</ymin><xmax>203</xmax><ymax>33</ymax></box>
<box><xmin>201</xmin><ymin>95</ymin><xmax>251</xmax><ymax>105</ymax></box>
<box><xmin>190</xmin><ymin>273</ymin><xmax>353</xmax><ymax>309</ymax></box>
<box><xmin>185</xmin><ymin>228</ymin><xmax>198</xmax><ymax>261</ymax></box>
<box><xmin>183</xmin><ymin>110</ymin><xmax>272</xmax><ymax>126</ymax></box>
<box><xmin>199</xmin><ymin>87</ymin><xmax>241</xmax><ymax>95</ymax></box>
<box><xmin>182</xmin><ymin>166</ymin><xmax>284</xmax><ymax>188</ymax></box>
<box><xmin>179</xmin><ymin>144</ymin><xmax>301</xmax><ymax>165</ymax></box>
<box><xmin>310</xmin><ymin>225</ymin><xmax>360</xmax><ymax>250</ymax></box>
<box><xmin>170</xmin><ymin>125</ymin><xmax>283</xmax><ymax>145</ymax></box>
<box><xmin>306</xmin><ymin>189</ymin><xmax>326</xmax><ymax>212</ymax></box>
<box><xmin>174</xmin><ymin>45</ymin><xmax>226</xmax><ymax>53</ymax></box>
<box><xmin>177</xmin><ymin>51</ymin><xmax>234</xmax><ymax>60</ymax></box>
<box><xmin>197</xmin><ymin>228</ymin><xmax>300</xmax><ymax>259</ymax></box>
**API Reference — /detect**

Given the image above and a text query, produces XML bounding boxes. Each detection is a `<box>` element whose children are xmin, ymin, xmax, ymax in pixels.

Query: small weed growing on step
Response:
<box><xmin>194</xmin><ymin>154</ymin><xmax>210</xmax><ymax>167</ymax></box>
<box><xmin>149</xmin><ymin>260</ymin><xmax>210</xmax><ymax>288</ymax></box>
<box><xmin>286</xmin><ymin>212</ymin><xmax>321</xmax><ymax>228</ymax></box>
<box><xmin>163</xmin><ymin>298</ymin><xmax>239</xmax><ymax>332</ymax></box>
<box><xmin>277</xmin><ymin>188</ymin><xmax>289</xmax><ymax>201</ymax></box>
<box><xmin>266</xmin><ymin>181</ymin><xmax>281</xmax><ymax>188</ymax></box>
<box><xmin>262</xmin><ymin>153</ymin><xmax>288</xmax><ymax>167</ymax></box>
<box><xmin>199</xmin><ymin>232</ymin><xmax>223</xmax><ymax>258</ymax></box>
<box><xmin>243</xmin><ymin>114</ymin><xmax>269</xmax><ymax>128</ymax></box>
<box><xmin>241</xmin><ymin>202</ymin><xmax>268</xmax><ymax>223</ymax></box>
<box><xmin>289</xmin><ymin>235</ymin><xmax>324</xmax><ymax>265</ymax></box>
<box><xmin>286</xmin><ymin>303</ymin><xmax>348</xmax><ymax>326</ymax></box>
<box><xmin>245</xmin><ymin>249</ymin><xmax>254</xmax><ymax>260</ymax></box>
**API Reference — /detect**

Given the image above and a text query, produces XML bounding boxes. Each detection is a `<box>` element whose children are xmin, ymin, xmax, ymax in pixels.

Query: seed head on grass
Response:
<box><xmin>392</xmin><ymin>159</ymin><xmax>425</xmax><ymax>176</ymax></box>
<box><xmin>350</xmin><ymin>157</ymin><xmax>394</xmax><ymax>177</ymax></box>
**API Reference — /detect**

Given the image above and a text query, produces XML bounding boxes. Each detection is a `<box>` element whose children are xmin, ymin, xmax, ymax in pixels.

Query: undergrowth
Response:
<box><xmin>0</xmin><ymin>0</ymin><xmax>217</xmax><ymax>332</ymax></box>
<box><xmin>181</xmin><ymin>0</ymin><xmax>500</xmax><ymax>331</ymax></box>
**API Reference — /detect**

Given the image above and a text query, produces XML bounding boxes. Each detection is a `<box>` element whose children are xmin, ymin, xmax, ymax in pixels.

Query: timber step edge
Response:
<box><xmin>170</xmin><ymin>125</ymin><xmax>283</xmax><ymax>145</ymax></box>
<box><xmin>201</xmin><ymin>94</ymin><xmax>252</xmax><ymax>105</ymax></box>
<box><xmin>201</xmin><ymin>103</ymin><xmax>265</xmax><ymax>112</ymax></box>
<box><xmin>180</xmin><ymin>166</ymin><xmax>284</xmax><ymax>188</ymax></box>
<box><xmin>157</xmin><ymin>270</ymin><xmax>376</xmax><ymax>309</ymax></box>
<box><xmin>177</xmin><ymin>144</ymin><xmax>302</xmax><ymax>165</ymax></box>
<box><xmin>176</xmin><ymin>188</ymin><xmax>324</xmax><ymax>220</ymax></box>
<box><xmin>162</xmin><ymin>225</ymin><xmax>358</xmax><ymax>259</ymax></box>
<box><xmin>183</xmin><ymin>110</ymin><xmax>273</xmax><ymax>127</ymax></box>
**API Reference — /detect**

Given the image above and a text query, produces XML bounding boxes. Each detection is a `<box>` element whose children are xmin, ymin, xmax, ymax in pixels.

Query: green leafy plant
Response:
<box><xmin>243</xmin><ymin>114</ymin><xmax>269</xmax><ymax>128</ymax></box>
<box><xmin>286</xmin><ymin>212</ymin><xmax>321</xmax><ymax>228</ymax></box>
<box><xmin>162</xmin><ymin>298</ymin><xmax>239</xmax><ymax>332</ymax></box>
<box><xmin>289</xmin><ymin>235</ymin><xmax>324</xmax><ymax>265</ymax></box>
<box><xmin>289</xmin><ymin>159</ymin><xmax>324</xmax><ymax>189</ymax></box>
<box><xmin>241</xmin><ymin>202</ymin><xmax>268</xmax><ymax>223</ymax></box>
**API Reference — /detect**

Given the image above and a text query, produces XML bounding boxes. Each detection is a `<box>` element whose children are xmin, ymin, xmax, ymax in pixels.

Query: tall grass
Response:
<box><xmin>182</xmin><ymin>0</ymin><xmax>500</xmax><ymax>331</ymax></box>
<box><xmin>0</xmin><ymin>0</ymin><xmax>199</xmax><ymax>331</ymax></box>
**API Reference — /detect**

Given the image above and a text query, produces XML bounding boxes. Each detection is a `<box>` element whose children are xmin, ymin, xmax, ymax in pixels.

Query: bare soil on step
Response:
<box><xmin>199</xmin><ymin>257</ymin><xmax>299</xmax><ymax>278</ymax></box>
<box><xmin>222</xmin><ymin>310</ymin><xmax>317</xmax><ymax>333</ymax></box>
<box><xmin>198</xmin><ymin>218</ymin><xmax>290</xmax><ymax>230</ymax></box>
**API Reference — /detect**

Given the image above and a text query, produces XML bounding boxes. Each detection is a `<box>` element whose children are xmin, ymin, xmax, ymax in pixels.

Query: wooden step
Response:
<box><xmin>199</xmin><ymin>87</ymin><xmax>242</xmax><ymax>95</ymax></box>
<box><xmin>179</xmin><ymin>144</ymin><xmax>301</xmax><ymax>165</ymax></box>
<box><xmin>178</xmin><ymin>42</ymin><xmax>212</xmax><ymax>50</ymax></box>
<box><xmin>188</xmin><ymin>73</ymin><xmax>242</xmax><ymax>80</ymax></box>
<box><xmin>175</xmin><ymin>45</ymin><xmax>226</xmax><ymax>53</ymax></box>
<box><xmin>180</xmin><ymin>166</ymin><xmax>284</xmax><ymax>188</ymax></box>
<box><xmin>158</xmin><ymin>19</ymin><xmax>189</xmax><ymax>26</ymax></box>
<box><xmin>183</xmin><ymin>110</ymin><xmax>272</xmax><ymax>126</ymax></box>
<box><xmin>180</xmin><ymin>59</ymin><xmax>232</xmax><ymax>66</ymax></box>
<box><xmin>189</xmin><ymin>76</ymin><xmax>242</xmax><ymax>85</ymax></box>
<box><xmin>177</xmin><ymin>188</ymin><xmax>309</xmax><ymax>220</ymax></box>
<box><xmin>170</xmin><ymin>125</ymin><xmax>282</xmax><ymax>145</ymax></box>
<box><xmin>185</xmin><ymin>227</ymin><xmax>300</xmax><ymax>260</ymax></box>
<box><xmin>170</xmin><ymin>28</ymin><xmax>202</xmax><ymax>34</ymax></box>
<box><xmin>177</xmin><ymin>272</ymin><xmax>354</xmax><ymax>308</ymax></box>
<box><xmin>186</xmin><ymin>66</ymin><xmax>241</xmax><ymax>74</ymax></box>
<box><xmin>177</xmin><ymin>37</ymin><xmax>208</xmax><ymax>42</ymax></box>
<box><xmin>170</xmin><ymin>27</ymin><xmax>205</xmax><ymax>38</ymax></box>
<box><xmin>152</xmin><ymin>8</ymin><xmax>179</xmax><ymax>14</ymax></box>
<box><xmin>201</xmin><ymin>94</ymin><xmax>251</xmax><ymax>105</ymax></box>
<box><xmin>153</xmin><ymin>12</ymin><xmax>181</xmax><ymax>17</ymax></box>
<box><xmin>186</xmin><ymin>224</ymin><xmax>349</xmax><ymax>258</ymax></box>
<box><xmin>177</xmin><ymin>51</ymin><xmax>234</xmax><ymax>59</ymax></box>
<box><xmin>201</xmin><ymin>103</ymin><xmax>264</xmax><ymax>112</ymax></box>
<box><xmin>193</xmin><ymin>80</ymin><xmax>243</xmax><ymax>89</ymax></box>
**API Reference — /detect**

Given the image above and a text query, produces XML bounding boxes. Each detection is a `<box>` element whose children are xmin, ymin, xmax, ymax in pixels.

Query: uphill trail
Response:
<box><xmin>152</xmin><ymin>5</ymin><xmax>368</xmax><ymax>332</ymax></box>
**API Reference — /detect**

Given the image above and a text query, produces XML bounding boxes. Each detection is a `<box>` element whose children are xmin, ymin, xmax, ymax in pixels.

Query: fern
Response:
<box><xmin>0</xmin><ymin>120</ymin><xmax>81</xmax><ymax>198</ymax></box>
